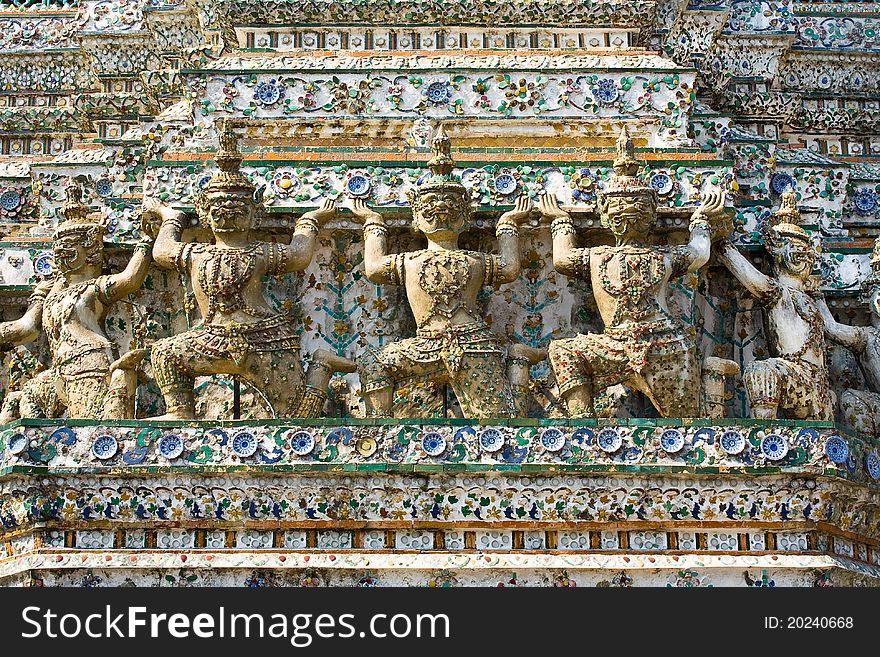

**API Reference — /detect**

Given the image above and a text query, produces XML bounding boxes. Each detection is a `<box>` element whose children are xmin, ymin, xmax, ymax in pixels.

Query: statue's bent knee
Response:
<box><xmin>151</xmin><ymin>337</ymin><xmax>194</xmax><ymax>394</ymax></box>
<box><xmin>742</xmin><ymin>360</ymin><xmax>781</xmax><ymax>408</ymax></box>
<box><xmin>357</xmin><ymin>350</ymin><xmax>393</xmax><ymax>393</ymax></box>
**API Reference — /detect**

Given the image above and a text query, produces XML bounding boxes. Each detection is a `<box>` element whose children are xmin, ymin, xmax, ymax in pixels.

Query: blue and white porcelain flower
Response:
<box><xmin>596</xmin><ymin>427</ymin><xmax>622</xmax><ymax>453</ymax></box>
<box><xmin>0</xmin><ymin>189</ymin><xmax>21</xmax><ymax>213</ymax></box>
<box><xmin>33</xmin><ymin>252</ymin><xmax>54</xmax><ymax>277</ymax></box>
<box><xmin>158</xmin><ymin>433</ymin><xmax>185</xmax><ymax>460</ymax></box>
<box><xmin>540</xmin><ymin>428</ymin><xmax>566</xmax><ymax>452</ymax></box>
<box><xmin>853</xmin><ymin>189</ymin><xmax>878</xmax><ymax>215</ymax></box>
<box><xmin>719</xmin><ymin>430</ymin><xmax>746</xmax><ymax>455</ymax></box>
<box><xmin>770</xmin><ymin>172</ymin><xmax>796</xmax><ymax>195</ymax></box>
<box><xmin>493</xmin><ymin>173</ymin><xmax>518</xmax><ymax>196</ymax></box>
<box><xmin>421</xmin><ymin>431</ymin><xmax>446</xmax><ymax>457</ymax></box>
<box><xmin>760</xmin><ymin>433</ymin><xmax>789</xmax><ymax>461</ymax></box>
<box><xmin>865</xmin><ymin>451</ymin><xmax>880</xmax><ymax>480</ymax></box>
<box><xmin>346</xmin><ymin>173</ymin><xmax>371</xmax><ymax>197</ymax></box>
<box><xmin>424</xmin><ymin>81</ymin><xmax>452</xmax><ymax>105</ymax></box>
<box><xmin>649</xmin><ymin>172</ymin><xmax>674</xmax><ymax>195</ymax></box>
<box><xmin>95</xmin><ymin>178</ymin><xmax>114</xmax><ymax>198</ymax></box>
<box><xmin>231</xmin><ymin>431</ymin><xmax>259</xmax><ymax>458</ymax></box>
<box><xmin>592</xmin><ymin>78</ymin><xmax>620</xmax><ymax>104</ymax></box>
<box><xmin>478</xmin><ymin>427</ymin><xmax>504</xmax><ymax>453</ymax></box>
<box><xmin>7</xmin><ymin>433</ymin><xmax>27</xmax><ymax>455</ymax></box>
<box><xmin>289</xmin><ymin>430</ymin><xmax>315</xmax><ymax>456</ymax></box>
<box><xmin>91</xmin><ymin>434</ymin><xmax>118</xmax><ymax>460</ymax></box>
<box><xmin>659</xmin><ymin>429</ymin><xmax>685</xmax><ymax>453</ymax></box>
<box><xmin>254</xmin><ymin>79</ymin><xmax>285</xmax><ymax>106</ymax></box>
<box><xmin>824</xmin><ymin>435</ymin><xmax>849</xmax><ymax>464</ymax></box>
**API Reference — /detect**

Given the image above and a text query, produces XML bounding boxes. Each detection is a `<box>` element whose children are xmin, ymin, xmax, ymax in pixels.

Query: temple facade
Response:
<box><xmin>1</xmin><ymin>0</ymin><xmax>880</xmax><ymax>587</ymax></box>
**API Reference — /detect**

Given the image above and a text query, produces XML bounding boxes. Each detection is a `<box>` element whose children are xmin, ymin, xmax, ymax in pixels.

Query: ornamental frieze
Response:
<box><xmin>202</xmin><ymin>0</ymin><xmax>659</xmax><ymax>39</ymax></box>
<box><xmin>0</xmin><ymin>420</ymin><xmax>875</xmax><ymax>480</ymax></box>
<box><xmin>188</xmin><ymin>71</ymin><xmax>695</xmax><ymax>130</ymax></box>
<box><xmin>1</xmin><ymin>468</ymin><xmax>878</xmax><ymax>534</ymax></box>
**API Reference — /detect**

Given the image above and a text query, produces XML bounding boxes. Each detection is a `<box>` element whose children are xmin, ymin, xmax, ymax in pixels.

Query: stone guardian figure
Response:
<box><xmin>146</xmin><ymin>119</ymin><xmax>354</xmax><ymax>419</ymax></box>
<box><xmin>817</xmin><ymin>238</ymin><xmax>880</xmax><ymax>435</ymax></box>
<box><xmin>717</xmin><ymin>189</ymin><xmax>833</xmax><ymax>420</ymax></box>
<box><xmin>542</xmin><ymin>126</ymin><xmax>727</xmax><ymax>418</ymax></box>
<box><xmin>351</xmin><ymin>126</ymin><xmax>533</xmax><ymax>418</ymax></box>
<box><xmin>0</xmin><ymin>180</ymin><xmax>152</xmax><ymax>420</ymax></box>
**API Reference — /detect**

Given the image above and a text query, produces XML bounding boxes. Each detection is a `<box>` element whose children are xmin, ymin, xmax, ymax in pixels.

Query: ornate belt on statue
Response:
<box><xmin>52</xmin><ymin>342</ymin><xmax>113</xmax><ymax>375</ymax></box>
<box><xmin>604</xmin><ymin>317</ymin><xmax>689</xmax><ymax>373</ymax></box>
<box><xmin>415</xmin><ymin>321</ymin><xmax>503</xmax><ymax>373</ymax></box>
<box><xmin>197</xmin><ymin>315</ymin><xmax>302</xmax><ymax>362</ymax></box>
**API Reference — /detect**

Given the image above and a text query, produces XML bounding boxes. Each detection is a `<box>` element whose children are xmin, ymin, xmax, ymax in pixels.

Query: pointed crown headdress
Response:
<box><xmin>597</xmin><ymin>126</ymin><xmax>657</xmax><ymax>203</ymax></box>
<box><xmin>766</xmin><ymin>187</ymin><xmax>811</xmax><ymax>248</ymax></box>
<box><xmin>407</xmin><ymin>125</ymin><xmax>471</xmax><ymax>219</ymax></box>
<box><xmin>201</xmin><ymin>118</ymin><xmax>256</xmax><ymax>199</ymax></box>
<box><xmin>53</xmin><ymin>178</ymin><xmax>104</xmax><ymax>244</ymax></box>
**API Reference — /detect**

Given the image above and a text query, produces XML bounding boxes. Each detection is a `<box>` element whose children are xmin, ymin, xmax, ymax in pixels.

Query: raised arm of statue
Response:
<box><xmin>684</xmin><ymin>189</ymin><xmax>727</xmax><ymax>274</ymax></box>
<box><xmin>351</xmin><ymin>198</ymin><xmax>402</xmax><ymax>285</ymax></box>
<box><xmin>0</xmin><ymin>280</ymin><xmax>50</xmax><ymax>350</ymax></box>
<box><xmin>491</xmin><ymin>194</ymin><xmax>530</xmax><ymax>285</ymax></box>
<box><xmin>816</xmin><ymin>295</ymin><xmax>868</xmax><ymax>353</ymax></box>
<box><xmin>717</xmin><ymin>239</ymin><xmax>776</xmax><ymax>301</ymax></box>
<box><xmin>144</xmin><ymin>198</ymin><xmax>187</xmax><ymax>271</ymax></box>
<box><xmin>99</xmin><ymin>236</ymin><xmax>154</xmax><ymax>303</ymax></box>
<box><xmin>281</xmin><ymin>198</ymin><xmax>336</xmax><ymax>273</ymax></box>
<box><xmin>538</xmin><ymin>192</ymin><xmax>590</xmax><ymax>279</ymax></box>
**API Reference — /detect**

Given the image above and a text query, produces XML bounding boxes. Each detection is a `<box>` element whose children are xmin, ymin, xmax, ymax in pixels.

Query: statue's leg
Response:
<box><xmin>357</xmin><ymin>339</ymin><xmax>440</xmax><ymax>418</ymax></box>
<box><xmin>55</xmin><ymin>350</ymin><xmax>113</xmax><ymax>419</ymax></box>
<box><xmin>239</xmin><ymin>349</ymin><xmax>306</xmax><ymax>418</ymax></box>
<box><xmin>641</xmin><ymin>344</ymin><xmax>701</xmax><ymax>418</ymax></box>
<box><xmin>64</xmin><ymin>375</ymin><xmax>110</xmax><ymax>419</ymax></box>
<box><xmin>700</xmin><ymin>357</ymin><xmax>740</xmax><ymax>419</ymax></box>
<box><xmin>296</xmin><ymin>350</ymin><xmax>356</xmax><ymax>418</ymax></box>
<box><xmin>151</xmin><ymin>334</ymin><xmax>203</xmax><ymax>420</ymax></box>
<box><xmin>0</xmin><ymin>391</ymin><xmax>22</xmax><ymax>424</ymax></box>
<box><xmin>548</xmin><ymin>337</ymin><xmax>595</xmax><ymax>418</ymax></box>
<box><xmin>358</xmin><ymin>348</ymin><xmax>394</xmax><ymax>417</ymax></box>
<box><xmin>102</xmin><ymin>349</ymin><xmax>148</xmax><ymax>420</ymax></box>
<box><xmin>839</xmin><ymin>389</ymin><xmax>880</xmax><ymax>437</ymax></box>
<box><xmin>742</xmin><ymin>359</ymin><xmax>783</xmax><ymax>420</ymax></box>
<box><xmin>451</xmin><ymin>352</ymin><xmax>515</xmax><ymax>418</ymax></box>
<box><xmin>18</xmin><ymin>370</ymin><xmax>59</xmax><ymax>419</ymax></box>
<box><xmin>102</xmin><ymin>368</ymin><xmax>138</xmax><ymax>420</ymax></box>
<box><xmin>810</xmin><ymin>373</ymin><xmax>835</xmax><ymax>422</ymax></box>
<box><xmin>506</xmin><ymin>344</ymin><xmax>546</xmax><ymax>417</ymax></box>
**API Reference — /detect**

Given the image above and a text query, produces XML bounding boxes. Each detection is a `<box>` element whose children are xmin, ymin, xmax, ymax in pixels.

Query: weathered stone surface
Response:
<box><xmin>0</xmin><ymin>0</ymin><xmax>879</xmax><ymax>587</ymax></box>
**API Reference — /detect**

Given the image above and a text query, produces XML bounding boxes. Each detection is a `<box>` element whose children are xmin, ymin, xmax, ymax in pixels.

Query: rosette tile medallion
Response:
<box><xmin>1</xmin><ymin>0</ymin><xmax>880</xmax><ymax>588</ymax></box>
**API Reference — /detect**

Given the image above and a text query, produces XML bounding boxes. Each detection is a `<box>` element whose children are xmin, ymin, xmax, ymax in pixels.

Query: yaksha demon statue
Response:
<box><xmin>718</xmin><ymin>188</ymin><xmax>833</xmax><ymax>420</ymax></box>
<box><xmin>352</xmin><ymin>125</ymin><xmax>538</xmax><ymax>418</ymax></box>
<box><xmin>146</xmin><ymin>119</ymin><xmax>354</xmax><ymax>419</ymax></box>
<box><xmin>818</xmin><ymin>237</ymin><xmax>880</xmax><ymax>435</ymax></box>
<box><xmin>0</xmin><ymin>180</ymin><xmax>152</xmax><ymax>420</ymax></box>
<box><xmin>544</xmin><ymin>126</ymin><xmax>727</xmax><ymax>418</ymax></box>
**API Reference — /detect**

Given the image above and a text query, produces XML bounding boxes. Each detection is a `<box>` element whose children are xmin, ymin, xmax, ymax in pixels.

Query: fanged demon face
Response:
<box><xmin>777</xmin><ymin>237</ymin><xmax>817</xmax><ymax>280</ymax></box>
<box><xmin>203</xmin><ymin>193</ymin><xmax>255</xmax><ymax>235</ymax></box>
<box><xmin>599</xmin><ymin>193</ymin><xmax>657</xmax><ymax>241</ymax></box>
<box><xmin>412</xmin><ymin>190</ymin><xmax>470</xmax><ymax>238</ymax></box>
<box><xmin>53</xmin><ymin>231</ymin><xmax>101</xmax><ymax>276</ymax></box>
